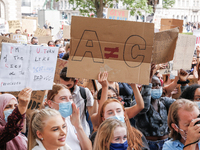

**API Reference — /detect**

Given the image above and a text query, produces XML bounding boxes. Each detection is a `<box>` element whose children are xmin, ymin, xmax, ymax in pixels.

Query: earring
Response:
<box><xmin>41</xmin><ymin>138</ymin><xmax>43</xmax><ymax>140</ymax></box>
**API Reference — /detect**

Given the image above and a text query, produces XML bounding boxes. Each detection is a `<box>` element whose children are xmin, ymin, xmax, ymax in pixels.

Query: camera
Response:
<box><xmin>194</xmin><ymin>114</ymin><xmax>200</xmax><ymax>126</ymax></box>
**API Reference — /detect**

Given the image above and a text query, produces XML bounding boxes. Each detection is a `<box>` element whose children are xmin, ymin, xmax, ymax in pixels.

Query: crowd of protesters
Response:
<box><xmin>1</xmin><ymin>27</ymin><xmax>200</xmax><ymax>150</ymax></box>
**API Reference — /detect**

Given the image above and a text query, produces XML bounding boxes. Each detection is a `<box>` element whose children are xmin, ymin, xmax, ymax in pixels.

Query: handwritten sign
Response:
<box><xmin>160</xmin><ymin>19</ymin><xmax>183</xmax><ymax>33</ymax></box>
<box><xmin>8</xmin><ymin>20</ymin><xmax>21</xmax><ymax>33</ymax></box>
<box><xmin>22</xmin><ymin>19</ymin><xmax>37</xmax><ymax>34</ymax></box>
<box><xmin>63</xmin><ymin>25</ymin><xmax>70</xmax><ymax>39</ymax></box>
<box><xmin>67</xmin><ymin>16</ymin><xmax>154</xmax><ymax>85</ymax></box>
<box><xmin>0</xmin><ymin>43</ymin><xmax>58</xmax><ymax>92</ymax></box>
<box><xmin>54</xmin><ymin>58</ymin><xmax>68</xmax><ymax>83</ymax></box>
<box><xmin>34</xmin><ymin>28</ymin><xmax>47</xmax><ymax>37</ymax></box>
<box><xmin>107</xmin><ymin>8</ymin><xmax>129</xmax><ymax>20</ymax></box>
<box><xmin>151</xmin><ymin>28</ymin><xmax>179</xmax><ymax>64</ymax></box>
<box><xmin>54</xmin><ymin>30</ymin><xmax>63</xmax><ymax>40</ymax></box>
<box><xmin>11</xmin><ymin>34</ymin><xmax>28</xmax><ymax>44</ymax></box>
<box><xmin>0</xmin><ymin>36</ymin><xmax>17</xmax><ymax>52</ymax></box>
<box><xmin>173</xmin><ymin>34</ymin><xmax>196</xmax><ymax>70</ymax></box>
<box><xmin>193</xmin><ymin>30</ymin><xmax>200</xmax><ymax>48</ymax></box>
<box><xmin>0</xmin><ymin>23</ymin><xmax>8</xmax><ymax>34</ymax></box>
<box><xmin>37</xmin><ymin>36</ymin><xmax>52</xmax><ymax>45</ymax></box>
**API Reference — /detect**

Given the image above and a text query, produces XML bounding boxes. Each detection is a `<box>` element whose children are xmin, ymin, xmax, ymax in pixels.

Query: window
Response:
<box><xmin>193</xmin><ymin>0</ymin><xmax>195</xmax><ymax>6</ymax></box>
<box><xmin>21</xmin><ymin>0</ymin><xmax>31</xmax><ymax>6</ymax></box>
<box><xmin>65</xmin><ymin>1</ymin><xmax>67</xmax><ymax>9</ymax></box>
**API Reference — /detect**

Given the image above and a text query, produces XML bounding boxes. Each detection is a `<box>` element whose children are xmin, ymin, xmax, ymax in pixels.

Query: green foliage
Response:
<box><xmin>163</xmin><ymin>0</ymin><xmax>175</xmax><ymax>9</ymax></box>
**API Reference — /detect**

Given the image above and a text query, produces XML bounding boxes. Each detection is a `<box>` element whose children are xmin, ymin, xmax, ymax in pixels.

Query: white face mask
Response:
<box><xmin>175</xmin><ymin>124</ymin><xmax>187</xmax><ymax>140</ymax></box>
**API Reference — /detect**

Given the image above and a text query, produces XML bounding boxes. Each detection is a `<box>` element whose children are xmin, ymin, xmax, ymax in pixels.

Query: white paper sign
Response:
<box><xmin>193</xmin><ymin>30</ymin><xmax>200</xmax><ymax>48</ymax></box>
<box><xmin>11</xmin><ymin>34</ymin><xmax>27</xmax><ymax>44</ymax></box>
<box><xmin>0</xmin><ymin>43</ymin><xmax>58</xmax><ymax>92</ymax></box>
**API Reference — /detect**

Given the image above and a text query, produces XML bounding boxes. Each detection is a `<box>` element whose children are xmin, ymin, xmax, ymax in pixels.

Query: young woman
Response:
<box><xmin>93</xmin><ymin>118</ymin><xmax>128</xmax><ymax>150</ymax></box>
<box><xmin>0</xmin><ymin>88</ymin><xmax>32</xmax><ymax>150</ymax></box>
<box><xmin>28</xmin><ymin>108</ymin><xmax>71</xmax><ymax>150</ymax></box>
<box><xmin>46</xmin><ymin>84</ymin><xmax>92</xmax><ymax>150</ymax></box>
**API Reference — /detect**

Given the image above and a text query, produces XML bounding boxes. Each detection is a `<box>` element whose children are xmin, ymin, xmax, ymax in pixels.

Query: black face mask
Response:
<box><xmin>70</xmin><ymin>86</ymin><xmax>75</xmax><ymax>93</ymax></box>
<box><xmin>192</xmin><ymin>63</ymin><xmax>197</xmax><ymax>69</ymax></box>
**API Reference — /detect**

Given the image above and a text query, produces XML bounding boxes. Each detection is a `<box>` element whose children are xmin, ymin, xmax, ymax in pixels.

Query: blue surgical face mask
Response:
<box><xmin>110</xmin><ymin>140</ymin><xmax>128</xmax><ymax>150</ymax></box>
<box><xmin>195</xmin><ymin>101</ymin><xmax>200</xmax><ymax>109</ymax></box>
<box><xmin>151</xmin><ymin>87</ymin><xmax>162</xmax><ymax>99</ymax></box>
<box><xmin>4</xmin><ymin>109</ymin><xmax>14</xmax><ymax>122</ymax></box>
<box><xmin>56</xmin><ymin>44</ymin><xmax>61</xmax><ymax>47</ymax></box>
<box><xmin>107</xmin><ymin>115</ymin><xmax>125</xmax><ymax>123</ymax></box>
<box><xmin>52</xmin><ymin>101</ymin><xmax>73</xmax><ymax>118</ymax></box>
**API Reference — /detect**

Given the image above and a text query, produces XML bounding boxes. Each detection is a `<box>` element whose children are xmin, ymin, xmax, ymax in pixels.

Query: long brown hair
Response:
<box><xmin>99</xmin><ymin>99</ymin><xmax>143</xmax><ymax>150</ymax></box>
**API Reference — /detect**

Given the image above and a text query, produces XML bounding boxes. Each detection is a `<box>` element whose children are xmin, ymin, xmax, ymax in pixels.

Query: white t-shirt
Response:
<box><xmin>65</xmin><ymin>117</ymin><xmax>81</xmax><ymax>150</ymax></box>
<box><xmin>72</xmin><ymin>85</ymin><xmax>94</xmax><ymax>137</ymax></box>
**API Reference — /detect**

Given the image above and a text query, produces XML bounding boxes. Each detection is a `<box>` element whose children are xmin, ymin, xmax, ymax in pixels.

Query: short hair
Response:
<box><xmin>31</xmin><ymin>37</ymin><xmax>38</xmax><ymax>43</ymax></box>
<box><xmin>168</xmin><ymin>99</ymin><xmax>199</xmax><ymax>141</ymax></box>
<box><xmin>15</xmin><ymin>29</ymin><xmax>21</xmax><ymax>32</ymax></box>
<box><xmin>55</xmin><ymin>39</ymin><xmax>61</xmax><ymax>45</ymax></box>
<box><xmin>97</xmin><ymin>86</ymin><xmax>119</xmax><ymax>100</ymax></box>
<box><xmin>62</xmin><ymin>51</ymin><xmax>69</xmax><ymax>60</ymax></box>
<box><xmin>59</xmin><ymin>67</ymin><xmax>75</xmax><ymax>82</ymax></box>
<box><xmin>47</xmin><ymin>40</ymin><xmax>54</xmax><ymax>46</ymax></box>
<box><xmin>179</xmin><ymin>84</ymin><xmax>200</xmax><ymax>101</ymax></box>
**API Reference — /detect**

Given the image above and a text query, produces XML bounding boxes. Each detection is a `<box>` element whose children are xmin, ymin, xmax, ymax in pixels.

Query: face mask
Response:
<box><xmin>110</xmin><ymin>140</ymin><xmax>128</xmax><ymax>150</ymax></box>
<box><xmin>56</xmin><ymin>44</ymin><xmax>61</xmax><ymax>47</ymax></box>
<box><xmin>4</xmin><ymin>109</ymin><xmax>14</xmax><ymax>122</ymax></box>
<box><xmin>195</xmin><ymin>101</ymin><xmax>200</xmax><ymax>109</ymax></box>
<box><xmin>151</xmin><ymin>87</ymin><xmax>162</xmax><ymax>99</ymax></box>
<box><xmin>107</xmin><ymin>115</ymin><xmax>125</xmax><ymax>123</ymax></box>
<box><xmin>175</xmin><ymin>124</ymin><xmax>187</xmax><ymax>141</ymax></box>
<box><xmin>53</xmin><ymin>101</ymin><xmax>73</xmax><ymax>118</ymax></box>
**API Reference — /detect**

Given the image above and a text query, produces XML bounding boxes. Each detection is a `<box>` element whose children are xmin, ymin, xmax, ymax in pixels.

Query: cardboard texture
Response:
<box><xmin>34</xmin><ymin>28</ymin><xmax>47</xmax><ymax>37</ymax></box>
<box><xmin>152</xmin><ymin>28</ymin><xmax>179</xmax><ymax>64</ymax></box>
<box><xmin>63</xmin><ymin>25</ymin><xmax>71</xmax><ymax>39</ymax></box>
<box><xmin>173</xmin><ymin>34</ymin><xmax>196</xmax><ymax>70</ymax></box>
<box><xmin>107</xmin><ymin>8</ymin><xmax>129</xmax><ymax>20</ymax></box>
<box><xmin>8</xmin><ymin>20</ymin><xmax>21</xmax><ymax>33</ymax></box>
<box><xmin>10</xmin><ymin>34</ymin><xmax>28</xmax><ymax>44</ymax></box>
<box><xmin>160</xmin><ymin>19</ymin><xmax>183</xmax><ymax>33</ymax></box>
<box><xmin>23</xmin><ymin>16</ymin><xmax>38</xmax><ymax>27</ymax></box>
<box><xmin>67</xmin><ymin>16</ymin><xmax>154</xmax><ymax>85</ymax></box>
<box><xmin>8</xmin><ymin>90</ymin><xmax>46</xmax><ymax>116</ymax></box>
<box><xmin>0</xmin><ymin>36</ymin><xmax>17</xmax><ymax>52</ymax></box>
<box><xmin>188</xmin><ymin>78</ymin><xmax>198</xmax><ymax>85</ymax></box>
<box><xmin>22</xmin><ymin>19</ymin><xmax>37</xmax><ymax>34</ymax></box>
<box><xmin>54</xmin><ymin>58</ymin><xmax>68</xmax><ymax>83</ymax></box>
<box><xmin>37</xmin><ymin>36</ymin><xmax>52</xmax><ymax>45</ymax></box>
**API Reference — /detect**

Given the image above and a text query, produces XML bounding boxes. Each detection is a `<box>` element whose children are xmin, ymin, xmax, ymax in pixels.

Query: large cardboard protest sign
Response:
<box><xmin>0</xmin><ymin>36</ymin><xmax>17</xmax><ymax>51</ymax></box>
<box><xmin>37</xmin><ymin>36</ymin><xmax>52</xmax><ymax>45</ymax></box>
<box><xmin>0</xmin><ymin>43</ymin><xmax>58</xmax><ymax>92</ymax></box>
<box><xmin>173</xmin><ymin>34</ymin><xmax>196</xmax><ymax>70</ymax></box>
<box><xmin>193</xmin><ymin>30</ymin><xmax>200</xmax><ymax>48</ymax></box>
<box><xmin>67</xmin><ymin>16</ymin><xmax>154</xmax><ymax>85</ymax></box>
<box><xmin>151</xmin><ymin>28</ymin><xmax>179</xmax><ymax>64</ymax></box>
<box><xmin>63</xmin><ymin>25</ymin><xmax>70</xmax><ymax>39</ymax></box>
<box><xmin>8</xmin><ymin>20</ymin><xmax>21</xmax><ymax>33</ymax></box>
<box><xmin>34</xmin><ymin>28</ymin><xmax>47</xmax><ymax>37</ymax></box>
<box><xmin>11</xmin><ymin>34</ymin><xmax>28</xmax><ymax>44</ymax></box>
<box><xmin>54</xmin><ymin>58</ymin><xmax>68</xmax><ymax>83</ymax></box>
<box><xmin>107</xmin><ymin>8</ymin><xmax>129</xmax><ymax>20</ymax></box>
<box><xmin>160</xmin><ymin>19</ymin><xmax>183</xmax><ymax>33</ymax></box>
<box><xmin>22</xmin><ymin>19</ymin><xmax>37</xmax><ymax>34</ymax></box>
<box><xmin>8</xmin><ymin>90</ymin><xmax>46</xmax><ymax>115</ymax></box>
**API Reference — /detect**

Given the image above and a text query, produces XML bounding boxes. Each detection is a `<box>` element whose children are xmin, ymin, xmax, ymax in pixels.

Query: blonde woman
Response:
<box><xmin>93</xmin><ymin>118</ymin><xmax>128</xmax><ymax>150</ymax></box>
<box><xmin>28</xmin><ymin>108</ymin><xmax>71</xmax><ymax>150</ymax></box>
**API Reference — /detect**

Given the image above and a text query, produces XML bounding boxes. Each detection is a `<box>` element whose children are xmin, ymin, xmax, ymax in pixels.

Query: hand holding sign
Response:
<box><xmin>18</xmin><ymin>87</ymin><xmax>32</xmax><ymax>115</ymax></box>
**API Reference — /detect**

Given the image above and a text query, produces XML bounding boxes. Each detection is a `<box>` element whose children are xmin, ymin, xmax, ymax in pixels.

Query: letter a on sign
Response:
<box><xmin>72</xmin><ymin>30</ymin><xmax>104</xmax><ymax>63</ymax></box>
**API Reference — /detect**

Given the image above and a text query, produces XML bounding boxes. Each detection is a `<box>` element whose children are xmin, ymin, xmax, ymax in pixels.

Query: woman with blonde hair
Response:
<box><xmin>28</xmin><ymin>108</ymin><xmax>71</xmax><ymax>150</ymax></box>
<box><xmin>93</xmin><ymin>118</ymin><xmax>128</xmax><ymax>150</ymax></box>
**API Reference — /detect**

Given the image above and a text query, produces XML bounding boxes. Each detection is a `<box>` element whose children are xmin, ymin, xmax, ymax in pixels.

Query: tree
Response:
<box><xmin>55</xmin><ymin>0</ymin><xmax>175</xmax><ymax>18</ymax></box>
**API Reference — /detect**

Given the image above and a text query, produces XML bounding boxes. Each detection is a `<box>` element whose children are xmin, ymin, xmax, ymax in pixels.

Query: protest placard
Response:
<box><xmin>34</xmin><ymin>28</ymin><xmax>47</xmax><ymax>37</ymax></box>
<box><xmin>54</xmin><ymin>30</ymin><xmax>63</xmax><ymax>40</ymax></box>
<box><xmin>0</xmin><ymin>36</ymin><xmax>17</xmax><ymax>52</ymax></box>
<box><xmin>160</xmin><ymin>19</ymin><xmax>183</xmax><ymax>33</ymax></box>
<box><xmin>22</xmin><ymin>19</ymin><xmax>37</xmax><ymax>34</ymax></box>
<box><xmin>8</xmin><ymin>20</ymin><xmax>21</xmax><ymax>33</ymax></box>
<box><xmin>0</xmin><ymin>23</ymin><xmax>8</xmax><ymax>34</ymax></box>
<box><xmin>159</xmin><ymin>61</ymin><xmax>173</xmax><ymax>75</ymax></box>
<box><xmin>67</xmin><ymin>16</ymin><xmax>154</xmax><ymax>85</ymax></box>
<box><xmin>37</xmin><ymin>36</ymin><xmax>52</xmax><ymax>45</ymax></box>
<box><xmin>54</xmin><ymin>58</ymin><xmax>68</xmax><ymax>83</ymax></box>
<box><xmin>173</xmin><ymin>34</ymin><xmax>196</xmax><ymax>70</ymax></box>
<box><xmin>10</xmin><ymin>34</ymin><xmax>28</xmax><ymax>44</ymax></box>
<box><xmin>107</xmin><ymin>8</ymin><xmax>129</xmax><ymax>20</ymax></box>
<box><xmin>151</xmin><ymin>28</ymin><xmax>179</xmax><ymax>64</ymax></box>
<box><xmin>188</xmin><ymin>78</ymin><xmax>198</xmax><ymax>85</ymax></box>
<box><xmin>8</xmin><ymin>90</ymin><xmax>46</xmax><ymax>115</ymax></box>
<box><xmin>193</xmin><ymin>30</ymin><xmax>200</xmax><ymax>48</ymax></box>
<box><xmin>63</xmin><ymin>25</ymin><xmax>70</xmax><ymax>39</ymax></box>
<box><xmin>0</xmin><ymin>43</ymin><xmax>58</xmax><ymax>92</ymax></box>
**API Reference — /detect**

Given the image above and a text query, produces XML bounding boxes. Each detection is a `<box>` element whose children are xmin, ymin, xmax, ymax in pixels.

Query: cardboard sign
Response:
<box><xmin>8</xmin><ymin>90</ymin><xmax>46</xmax><ymax>115</ymax></box>
<box><xmin>107</xmin><ymin>8</ymin><xmax>129</xmax><ymax>20</ymax></box>
<box><xmin>37</xmin><ymin>36</ymin><xmax>52</xmax><ymax>45</ymax></box>
<box><xmin>11</xmin><ymin>34</ymin><xmax>28</xmax><ymax>44</ymax></box>
<box><xmin>54</xmin><ymin>58</ymin><xmax>68</xmax><ymax>83</ymax></box>
<box><xmin>193</xmin><ymin>30</ymin><xmax>200</xmax><ymax>48</ymax></box>
<box><xmin>160</xmin><ymin>19</ymin><xmax>183</xmax><ymax>33</ymax></box>
<box><xmin>188</xmin><ymin>78</ymin><xmax>198</xmax><ymax>85</ymax></box>
<box><xmin>0</xmin><ymin>36</ymin><xmax>17</xmax><ymax>52</ymax></box>
<box><xmin>151</xmin><ymin>28</ymin><xmax>179</xmax><ymax>64</ymax></box>
<box><xmin>34</xmin><ymin>28</ymin><xmax>47</xmax><ymax>37</ymax></box>
<box><xmin>173</xmin><ymin>34</ymin><xmax>196</xmax><ymax>70</ymax></box>
<box><xmin>0</xmin><ymin>43</ymin><xmax>58</xmax><ymax>92</ymax></box>
<box><xmin>67</xmin><ymin>16</ymin><xmax>154</xmax><ymax>85</ymax></box>
<box><xmin>63</xmin><ymin>25</ymin><xmax>70</xmax><ymax>39</ymax></box>
<box><xmin>8</xmin><ymin>20</ymin><xmax>21</xmax><ymax>33</ymax></box>
<box><xmin>22</xmin><ymin>19</ymin><xmax>37</xmax><ymax>34</ymax></box>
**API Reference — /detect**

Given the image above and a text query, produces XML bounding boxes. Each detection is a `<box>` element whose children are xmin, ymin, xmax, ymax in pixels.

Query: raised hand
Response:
<box><xmin>98</xmin><ymin>71</ymin><xmax>108</xmax><ymax>88</ymax></box>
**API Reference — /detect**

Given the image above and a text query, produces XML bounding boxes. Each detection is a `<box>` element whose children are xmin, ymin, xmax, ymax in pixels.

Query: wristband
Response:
<box><xmin>177</xmin><ymin>79</ymin><xmax>190</xmax><ymax>84</ymax></box>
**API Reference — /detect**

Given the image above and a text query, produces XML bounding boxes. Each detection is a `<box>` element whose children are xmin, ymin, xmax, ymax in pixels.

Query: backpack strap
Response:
<box><xmin>79</xmin><ymin>86</ymin><xmax>87</xmax><ymax>115</ymax></box>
